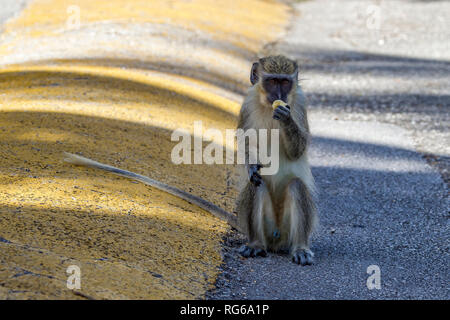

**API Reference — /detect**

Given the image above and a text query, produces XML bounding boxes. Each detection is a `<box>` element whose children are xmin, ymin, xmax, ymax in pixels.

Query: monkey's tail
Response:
<box><xmin>63</xmin><ymin>152</ymin><xmax>240</xmax><ymax>231</ymax></box>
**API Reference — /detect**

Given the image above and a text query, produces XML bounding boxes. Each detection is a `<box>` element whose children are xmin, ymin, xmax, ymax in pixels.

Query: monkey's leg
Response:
<box><xmin>282</xmin><ymin>178</ymin><xmax>317</xmax><ymax>265</ymax></box>
<box><xmin>236</xmin><ymin>181</ymin><xmax>273</xmax><ymax>258</ymax></box>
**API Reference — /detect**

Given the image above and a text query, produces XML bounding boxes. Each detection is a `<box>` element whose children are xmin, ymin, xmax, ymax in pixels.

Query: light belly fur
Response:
<box><xmin>239</xmin><ymin>100</ymin><xmax>314</xmax><ymax>250</ymax></box>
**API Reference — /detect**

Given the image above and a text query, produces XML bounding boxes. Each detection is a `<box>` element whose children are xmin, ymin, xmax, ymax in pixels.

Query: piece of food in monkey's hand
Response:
<box><xmin>272</xmin><ymin>99</ymin><xmax>289</xmax><ymax>110</ymax></box>
<box><xmin>272</xmin><ymin>99</ymin><xmax>291</xmax><ymax>121</ymax></box>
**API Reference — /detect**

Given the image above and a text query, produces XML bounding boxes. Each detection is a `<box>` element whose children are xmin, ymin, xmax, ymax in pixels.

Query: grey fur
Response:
<box><xmin>63</xmin><ymin>152</ymin><xmax>241</xmax><ymax>231</ymax></box>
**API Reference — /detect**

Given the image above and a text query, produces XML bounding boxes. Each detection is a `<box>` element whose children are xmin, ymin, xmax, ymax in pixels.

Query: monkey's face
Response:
<box><xmin>261</xmin><ymin>75</ymin><xmax>293</xmax><ymax>105</ymax></box>
<box><xmin>250</xmin><ymin>57</ymin><xmax>299</xmax><ymax>106</ymax></box>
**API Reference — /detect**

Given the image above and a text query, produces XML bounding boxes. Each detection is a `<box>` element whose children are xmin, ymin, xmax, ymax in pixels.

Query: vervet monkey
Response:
<box><xmin>236</xmin><ymin>55</ymin><xmax>317</xmax><ymax>265</ymax></box>
<box><xmin>63</xmin><ymin>55</ymin><xmax>317</xmax><ymax>266</ymax></box>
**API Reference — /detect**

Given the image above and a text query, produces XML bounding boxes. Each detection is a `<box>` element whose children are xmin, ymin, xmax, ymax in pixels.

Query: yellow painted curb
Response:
<box><xmin>0</xmin><ymin>0</ymin><xmax>290</xmax><ymax>299</ymax></box>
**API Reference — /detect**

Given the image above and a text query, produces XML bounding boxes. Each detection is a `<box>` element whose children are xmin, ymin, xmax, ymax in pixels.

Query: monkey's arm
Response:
<box><xmin>63</xmin><ymin>152</ymin><xmax>241</xmax><ymax>231</ymax></box>
<box><xmin>282</xmin><ymin>112</ymin><xmax>309</xmax><ymax>160</ymax></box>
<box><xmin>274</xmin><ymin>100</ymin><xmax>310</xmax><ymax>160</ymax></box>
<box><xmin>237</xmin><ymin>108</ymin><xmax>262</xmax><ymax>186</ymax></box>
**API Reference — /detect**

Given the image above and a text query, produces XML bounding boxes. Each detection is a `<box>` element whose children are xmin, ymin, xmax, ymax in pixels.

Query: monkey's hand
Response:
<box><xmin>248</xmin><ymin>164</ymin><xmax>262</xmax><ymax>187</ymax></box>
<box><xmin>272</xmin><ymin>104</ymin><xmax>291</xmax><ymax>123</ymax></box>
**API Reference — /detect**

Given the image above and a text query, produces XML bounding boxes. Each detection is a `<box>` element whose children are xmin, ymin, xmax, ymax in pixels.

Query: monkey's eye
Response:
<box><xmin>281</xmin><ymin>79</ymin><xmax>292</xmax><ymax>93</ymax></box>
<box><xmin>281</xmin><ymin>79</ymin><xmax>291</xmax><ymax>87</ymax></box>
<box><xmin>264</xmin><ymin>78</ymin><xmax>277</xmax><ymax>91</ymax></box>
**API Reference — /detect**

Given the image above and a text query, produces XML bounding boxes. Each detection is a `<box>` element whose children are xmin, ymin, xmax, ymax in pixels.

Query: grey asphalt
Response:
<box><xmin>1</xmin><ymin>0</ymin><xmax>447</xmax><ymax>300</ymax></box>
<box><xmin>209</xmin><ymin>0</ymin><xmax>449</xmax><ymax>299</ymax></box>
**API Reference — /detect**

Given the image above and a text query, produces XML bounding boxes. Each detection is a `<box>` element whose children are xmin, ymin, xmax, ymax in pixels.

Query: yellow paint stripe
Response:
<box><xmin>0</xmin><ymin>65</ymin><xmax>241</xmax><ymax>115</ymax></box>
<box><xmin>0</xmin><ymin>0</ymin><xmax>290</xmax><ymax>299</ymax></box>
<box><xmin>3</xmin><ymin>0</ymin><xmax>288</xmax><ymax>51</ymax></box>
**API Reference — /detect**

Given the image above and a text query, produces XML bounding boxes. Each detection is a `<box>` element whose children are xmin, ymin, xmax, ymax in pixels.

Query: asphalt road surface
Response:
<box><xmin>209</xmin><ymin>0</ymin><xmax>449</xmax><ymax>299</ymax></box>
<box><xmin>0</xmin><ymin>0</ymin><xmax>447</xmax><ymax>300</ymax></box>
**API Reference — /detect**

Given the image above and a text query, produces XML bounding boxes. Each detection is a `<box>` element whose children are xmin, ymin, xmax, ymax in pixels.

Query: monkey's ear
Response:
<box><xmin>250</xmin><ymin>62</ymin><xmax>259</xmax><ymax>85</ymax></box>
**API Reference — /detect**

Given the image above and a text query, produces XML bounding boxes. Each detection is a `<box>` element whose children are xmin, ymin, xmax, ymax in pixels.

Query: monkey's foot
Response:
<box><xmin>239</xmin><ymin>245</ymin><xmax>267</xmax><ymax>258</ymax></box>
<box><xmin>292</xmin><ymin>249</ymin><xmax>314</xmax><ymax>266</ymax></box>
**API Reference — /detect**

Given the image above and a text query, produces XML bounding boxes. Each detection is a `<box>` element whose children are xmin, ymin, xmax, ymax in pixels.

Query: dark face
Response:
<box><xmin>262</xmin><ymin>75</ymin><xmax>293</xmax><ymax>104</ymax></box>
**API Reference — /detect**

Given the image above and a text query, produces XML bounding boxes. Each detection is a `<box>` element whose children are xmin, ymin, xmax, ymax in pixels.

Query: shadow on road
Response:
<box><xmin>6</xmin><ymin>57</ymin><xmax>250</xmax><ymax>96</ymax></box>
<box><xmin>281</xmin><ymin>46</ymin><xmax>450</xmax><ymax>77</ymax></box>
<box><xmin>0</xmin><ymin>201</ymin><xmax>220</xmax><ymax>299</ymax></box>
<box><xmin>0</xmin><ymin>69</ymin><xmax>238</xmax><ymax>118</ymax></box>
